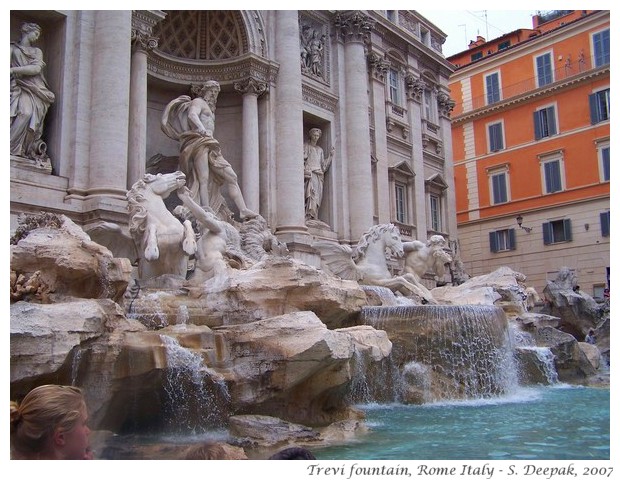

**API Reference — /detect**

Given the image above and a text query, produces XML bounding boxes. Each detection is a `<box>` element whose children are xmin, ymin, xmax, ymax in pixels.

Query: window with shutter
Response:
<box><xmin>543</xmin><ymin>219</ymin><xmax>572</xmax><ymax>244</ymax></box>
<box><xmin>536</xmin><ymin>53</ymin><xmax>553</xmax><ymax>87</ymax></box>
<box><xmin>600</xmin><ymin>211</ymin><xmax>610</xmax><ymax>237</ymax></box>
<box><xmin>593</xmin><ymin>29</ymin><xmax>610</xmax><ymax>67</ymax></box>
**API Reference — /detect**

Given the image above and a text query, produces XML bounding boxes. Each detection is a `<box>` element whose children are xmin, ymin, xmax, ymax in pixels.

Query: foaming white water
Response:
<box><xmin>420</xmin><ymin>385</ymin><xmax>545</xmax><ymax>408</ymax></box>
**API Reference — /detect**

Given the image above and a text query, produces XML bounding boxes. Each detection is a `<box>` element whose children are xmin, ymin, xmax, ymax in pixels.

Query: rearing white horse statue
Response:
<box><xmin>127</xmin><ymin>171</ymin><xmax>197</xmax><ymax>281</ymax></box>
<box><xmin>313</xmin><ymin>224</ymin><xmax>435</xmax><ymax>303</ymax></box>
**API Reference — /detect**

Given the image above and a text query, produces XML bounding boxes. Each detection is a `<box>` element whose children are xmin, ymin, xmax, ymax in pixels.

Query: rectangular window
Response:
<box><xmin>593</xmin><ymin>29</ymin><xmax>610</xmax><ymax>67</ymax></box>
<box><xmin>543</xmin><ymin>219</ymin><xmax>572</xmax><ymax>244</ymax></box>
<box><xmin>589</xmin><ymin>88</ymin><xmax>610</xmax><ymax>124</ymax></box>
<box><xmin>600</xmin><ymin>145</ymin><xmax>610</xmax><ymax>182</ymax></box>
<box><xmin>389</xmin><ymin>69</ymin><xmax>400</xmax><ymax>105</ymax></box>
<box><xmin>489</xmin><ymin>229</ymin><xmax>516</xmax><ymax>252</ymax></box>
<box><xmin>491</xmin><ymin>172</ymin><xmax>508</xmax><ymax>204</ymax></box>
<box><xmin>395</xmin><ymin>183</ymin><xmax>406</xmax><ymax>224</ymax></box>
<box><xmin>534</xmin><ymin>106</ymin><xmax>557</xmax><ymax>139</ymax></box>
<box><xmin>488</xmin><ymin>122</ymin><xmax>504</xmax><ymax>152</ymax></box>
<box><xmin>600</xmin><ymin>211</ymin><xmax>610</xmax><ymax>237</ymax></box>
<box><xmin>543</xmin><ymin>159</ymin><xmax>563</xmax><ymax>193</ymax></box>
<box><xmin>386</xmin><ymin>10</ymin><xmax>396</xmax><ymax>22</ymax></box>
<box><xmin>430</xmin><ymin>194</ymin><xmax>441</xmax><ymax>232</ymax></box>
<box><xmin>471</xmin><ymin>51</ymin><xmax>483</xmax><ymax>62</ymax></box>
<box><xmin>485</xmin><ymin>72</ymin><xmax>501</xmax><ymax>105</ymax></box>
<box><xmin>536</xmin><ymin>53</ymin><xmax>553</xmax><ymax>87</ymax></box>
<box><xmin>424</xmin><ymin>89</ymin><xmax>436</xmax><ymax>123</ymax></box>
<box><xmin>498</xmin><ymin>40</ymin><xmax>511</xmax><ymax>51</ymax></box>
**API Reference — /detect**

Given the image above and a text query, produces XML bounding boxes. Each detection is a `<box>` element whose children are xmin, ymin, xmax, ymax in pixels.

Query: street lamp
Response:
<box><xmin>516</xmin><ymin>215</ymin><xmax>533</xmax><ymax>233</ymax></box>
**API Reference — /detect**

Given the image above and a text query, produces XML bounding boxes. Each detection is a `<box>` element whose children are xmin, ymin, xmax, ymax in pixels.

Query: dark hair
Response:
<box><xmin>269</xmin><ymin>446</ymin><xmax>316</xmax><ymax>460</ymax></box>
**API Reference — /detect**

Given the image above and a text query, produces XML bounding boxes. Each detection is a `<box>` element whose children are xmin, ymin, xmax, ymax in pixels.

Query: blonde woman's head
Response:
<box><xmin>10</xmin><ymin>385</ymin><xmax>90</xmax><ymax>459</ymax></box>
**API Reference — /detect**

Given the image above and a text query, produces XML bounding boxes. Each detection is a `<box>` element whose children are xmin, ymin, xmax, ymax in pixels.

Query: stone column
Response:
<box><xmin>406</xmin><ymin>74</ymin><xmax>428</xmax><ymax>238</ymax></box>
<box><xmin>127</xmin><ymin>11</ymin><xmax>166</xmax><ymax>190</ymax></box>
<box><xmin>88</xmin><ymin>10</ymin><xmax>132</xmax><ymax>197</ymax></box>
<box><xmin>234</xmin><ymin>77</ymin><xmax>267</xmax><ymax>214</ymax></box>
<box><xmin>274</xmin><ymin>10</ymin><xmax>307</xmax><ymax>236</ymax></box>
<box><xmin>334</xmin><ymin>11</ymin><xmax>375</xmax><ymax>240</ymax></box>
<box><xmin>438</xmin><ymin>91</ymin><xmax>458</xmax><ymax>237</ymax></box>
<box><xmin>367</xmin><ymin>51</ymin><xmax>391</xmax><ymax>222</ymax></box>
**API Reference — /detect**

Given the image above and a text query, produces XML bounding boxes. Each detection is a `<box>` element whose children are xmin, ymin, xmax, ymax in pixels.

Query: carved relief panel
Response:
<box><xmin>299</xmin><ymin>13</ymin><xmax>330</xmax><ymax>85</ymax></box>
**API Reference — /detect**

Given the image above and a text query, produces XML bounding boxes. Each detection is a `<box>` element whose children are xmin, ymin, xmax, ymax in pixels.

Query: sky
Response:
<box><xmin>418</xmin><ymin>10</ymin><xmax>537</xmax><ymax>57</ymax></box>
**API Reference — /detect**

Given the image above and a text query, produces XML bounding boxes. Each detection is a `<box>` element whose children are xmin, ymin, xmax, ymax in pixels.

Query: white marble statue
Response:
<box><xmin>161</xmin><ymin>81</ymin><xmax>257</xmax><ymax>220</ymax></box>
<box><xmin>10</xmin><ymin>22</ymin><xmax>55</xmax><ymax>164</ymax></box>
<box><xmin>402</xmin><ymin>234</ymin><xmax>453</xmax><ymax>281</ymax></box>
<box><xmin>313</xmin><ymin>224</ymin><xmax>434</xmax><ymax>303</ymax></box>
<box><xmin>303</xmin><ymin>128</ymin><xmax>334</xmax><ymax>221</ymax></box>
<box><xmin>176</xmin><ymin>186</ymin><xmax>231</xmax><ymax>284</ymax></box>
<box><xmin>127</xmin><ymin>172</ymin><xmax>197</xmax><ymax>280</ymax></box>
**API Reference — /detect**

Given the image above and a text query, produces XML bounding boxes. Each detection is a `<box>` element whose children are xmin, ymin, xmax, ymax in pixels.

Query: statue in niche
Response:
<box><xmin>303</xmin><ymin>128</ymin><xmax>334</xmax><ymax>222</ymax></box>
<box><xmin>161</xmin><ymin>81</ymin><xmax>257</xmax><ymax>221</ymax></box>
<box><xmin>10</xmin><ymin>22</ymin><xmax>56</xmax><ymax>166</ymax></box>
<box><xmin>402</xmin><ymin>235</ymin><xmax>453</xmax><ymax>282</ymax></box>
<box><xmin>300</xmin><ymin>26</ymin><xmax>326</xmax><ymax>77</ymax></box>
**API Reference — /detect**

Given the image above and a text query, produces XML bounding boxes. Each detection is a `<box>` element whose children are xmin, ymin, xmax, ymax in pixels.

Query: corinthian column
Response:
<box><xmin>88</xmin><ymin>10</ymin><xmax>132</xmax><ymax>197</ymax></box>
<box><xmin>334</xmin><ymin>11</ymin><xmax>375</xmax><ymax>240</ymax></box>
<box><xmin>274</xmin><ymin>10</ymin><xmax>307</xmax><ymax>236</ymax></box>
<box><xmin>406</xmin><ymin>74</ymin><xmax>428</xmax><ymax>236</ymax></box>
<box><xmin>235</xmin><ymin>77</ymin><xmax>267</xmax><ymax>214</ymax></box>
<box><xmin>127</xmin><ymin>10</ymin><xmax>166</xmax><ymax>190</ymax></box>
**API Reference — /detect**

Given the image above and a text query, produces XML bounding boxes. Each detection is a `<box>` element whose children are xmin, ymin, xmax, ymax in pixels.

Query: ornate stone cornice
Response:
<box><xmin>333</xmin><ymin>11</ymin><xmax>374</xmax><ymax>43</ymax></box>
<box><xmin>131</xmin><ymin>10</ymin><xmax>166</xmax><ymax>53</ymax></box>
<box><xmin>405</xmin><ymin>74</ymin><xmax>426</xmax><ymax>102</ymax></box>
<box><xmin>234</xmin><ymin>76</ymin><xmax>268</xmax><ymax>97</ymax></box>
<box><xmin>302</xmin><ymin>83</ymin><xmax>339</xmax><ymax>113</ymax></box>
<box><xmin>148</xmin><ymin>51</ymin><xmax>280</xmax><ymax>88</ymax></box>
<box><xmin>367</xmin><ymin>51</ymin><xmax>390</xmax><ymax>82</ymax></box>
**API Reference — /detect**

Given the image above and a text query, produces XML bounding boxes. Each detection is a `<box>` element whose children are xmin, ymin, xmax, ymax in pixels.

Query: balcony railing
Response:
<box><xmin>464</xmin><ymin>52</ymin><xmax>607</xmax><ymax>113</ymax></box>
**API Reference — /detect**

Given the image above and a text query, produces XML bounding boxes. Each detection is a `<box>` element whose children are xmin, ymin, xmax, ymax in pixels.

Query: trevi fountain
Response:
<box><xmin>9</xmin><ymin>11</ymin><xmax>609</xmax><ymax>464</ymax></box>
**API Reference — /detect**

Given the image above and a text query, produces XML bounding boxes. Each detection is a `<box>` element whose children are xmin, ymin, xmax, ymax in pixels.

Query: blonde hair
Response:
<box><xmin>10</xmin><ymin>385</ymin><xmax>86</xmax><ymax>457</ymax></box>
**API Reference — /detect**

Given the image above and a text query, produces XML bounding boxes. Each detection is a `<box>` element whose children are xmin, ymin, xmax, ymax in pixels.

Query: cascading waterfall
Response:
<box><xmin>160</xmin><ymin>335</ymin><xmax>230</xmax><ymax>432</ymax></box>
<box><xmin>511</xmin><ymin>326</ymin><xmax>559</xmax><ymax>384</ymax></box>
<box><xmin>360</xmin><ymin>304</ymin><xmax>519</xmax><ymax>403</ymax></box>
<box><xmin>70</xmin><ymin>349</ymin><xmax>83</xmax><ymax>386</ymax></box>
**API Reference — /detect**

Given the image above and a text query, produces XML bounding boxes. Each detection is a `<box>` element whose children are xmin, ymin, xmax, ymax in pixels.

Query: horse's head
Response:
<box><xmin>381</xmin><ymin>224</ymin><xmax>404</xmax><ymax>258</ymax></box>
<box><xmin>144</xmin><ymin>171</ymin><xmax>186</xmax><ymax>198</ymax></box>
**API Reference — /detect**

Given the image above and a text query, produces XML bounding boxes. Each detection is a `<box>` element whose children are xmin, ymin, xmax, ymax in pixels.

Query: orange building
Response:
<box><xmin>448</xmin><ymin>10</ymin><xmax>610</xmax><ymax>297</ymax></box>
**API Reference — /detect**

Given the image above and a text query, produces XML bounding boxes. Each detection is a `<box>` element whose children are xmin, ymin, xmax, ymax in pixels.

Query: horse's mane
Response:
<box><xmin>127</xmin><ymin>174</ymin><xmax>159</xmax><ymax>240</ymax></box>
<box><xmin>353</xmin><ymin>223</ymin><xmax>398</xmax><ymax>260</ymax></box>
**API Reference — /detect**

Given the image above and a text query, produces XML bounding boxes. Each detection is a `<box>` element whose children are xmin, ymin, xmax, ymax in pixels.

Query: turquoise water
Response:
<box><xmin>314</xmin><ymin>385</ymin><xmax>610</xmax><ymax>460</ymax></box>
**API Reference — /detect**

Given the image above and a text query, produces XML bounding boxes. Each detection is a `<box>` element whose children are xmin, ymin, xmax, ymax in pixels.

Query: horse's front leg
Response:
<box><xmin>144</xmin><ymin>224</ymin><xmax>160</xmax><ymax>261</ymax></box>
<box><xmin>181</xmin><ymin>219</ymin><xmax>197</xmax><ymax>255</ymax></box>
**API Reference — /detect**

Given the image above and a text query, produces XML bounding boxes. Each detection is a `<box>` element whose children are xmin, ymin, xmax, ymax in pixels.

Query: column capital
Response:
<box><xmin>367</xmin><ymin>52</ymin><xmax>390</xmax><ymax>82</ymax></box>
<box><xmin>234</xmin><ymin>77</ymin><xmax>268</xmax><ymax>97</ymax></box>
<box><xmin>437</xmin><ymin>91</ymin><xmax>456</xmax><ymax>118</ymax></box>
<box><xmin>333</xmin><ymin>11</ymin><xmax>374</xmax><ymax>44</ymax></box>
<box><xmin>131</xmin><ymin>10</ymin><xmax>166</xmax><ymax>53</ymax></box>
<box><xmin>405</xmin><ymin>74</ymin><xmax>426</xmax><ymax>103</ymax></box>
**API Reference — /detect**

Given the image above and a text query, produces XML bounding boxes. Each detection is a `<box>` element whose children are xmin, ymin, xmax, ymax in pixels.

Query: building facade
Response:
<box><xmin>10</xmin><ymin>10</ymin><xmax>457</xmax><ymax>276</ymax></box>
<box><xmin>448</xmin><ymin>10</ymin><xmax>610</xmax><ymax>296</ymax></box>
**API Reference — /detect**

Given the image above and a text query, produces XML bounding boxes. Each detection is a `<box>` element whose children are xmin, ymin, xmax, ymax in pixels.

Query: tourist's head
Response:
<box><xmin>10</xmin><ymin>384</ymin><xmax>91</xmax><ymax>460</ymax></box>
<box><xmin>268</xmin><ymin>446</ymin><xmax>316</xmax><ymax>460</ymax></box>
<box><xmin>185</xmin><ymin>442</ymin><xmax>248</xmax><ymax>460</ymax></box>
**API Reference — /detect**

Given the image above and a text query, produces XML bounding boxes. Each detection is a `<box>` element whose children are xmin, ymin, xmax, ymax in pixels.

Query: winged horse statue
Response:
<box><xmin>312</xmin><ymin>224</ymin><xmax>436</xmax><ymax>304</ymax></box>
